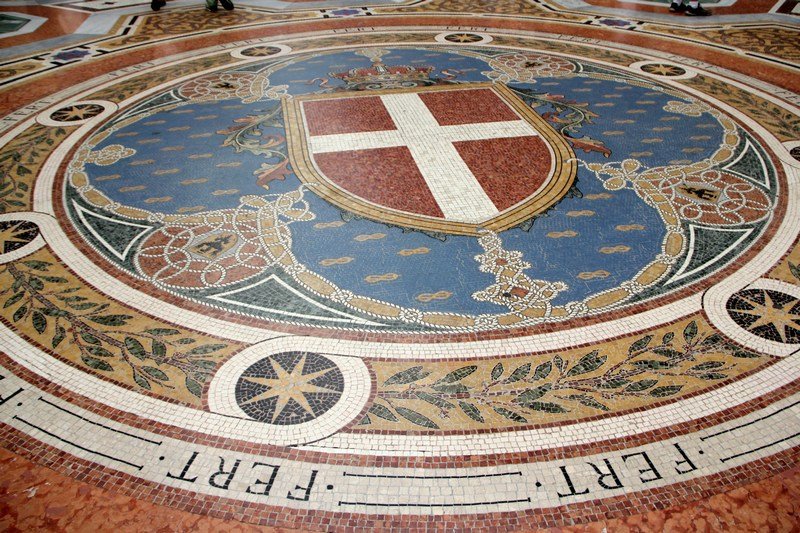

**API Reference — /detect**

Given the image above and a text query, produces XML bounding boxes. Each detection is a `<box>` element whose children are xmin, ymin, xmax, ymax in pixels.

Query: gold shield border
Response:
<box><xmin>283</xmin><ymin>82</ymin><xmax>577</xmax><ymax>236</ymax></box>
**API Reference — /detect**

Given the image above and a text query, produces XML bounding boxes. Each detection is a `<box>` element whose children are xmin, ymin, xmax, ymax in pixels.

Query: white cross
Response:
<box><xmin>305</xmin><ymin>92</ymin><xmax>541</xmax><ymax>223</ymax></box>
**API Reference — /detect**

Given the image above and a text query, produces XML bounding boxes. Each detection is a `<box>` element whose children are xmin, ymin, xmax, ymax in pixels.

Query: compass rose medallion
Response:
<box><xmin>235</xmin><ymin>352</ymin><xmax>345</xmax><ymax>425</ymax></box>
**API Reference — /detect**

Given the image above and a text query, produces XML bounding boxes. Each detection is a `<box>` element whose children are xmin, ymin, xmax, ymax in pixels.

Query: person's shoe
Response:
<box><xmin>219</xmin><ymin>0</ymin><xmax>234</xmax><ymax>11</ymax></box>
<box><xmin>205</xmin><ymin>1</ymin><xmax>218</xmax><ymax>11</ymax></box>
<box><xmin>668</xmin><ymin>2</ymin><xmax>686</xmax><ymax>12</ymax></box>
<box><xmin>150</xmin><ymin>0</ymin><xmax>166</xmax><ymax>11</ymax></box>
<box><xmin>685</xmin><ymin>4</ymin><xmax>712</xmax><ymax>15</ymax></box>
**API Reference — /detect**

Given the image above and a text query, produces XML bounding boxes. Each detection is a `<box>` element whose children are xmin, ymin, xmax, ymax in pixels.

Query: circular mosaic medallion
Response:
<box><xmin>640</xmin><ymin>63</ymin><xmax>687</xmax><ymax>76</ymax></box>
<box><xmin>57</xmin><ymin>45</ymin><xmax>781</xmax><ymax>337</ymax></box>
<box><xmin>444</xmin><ymin>33</ymin><xmax>484</xmax><ymax>43</ymax></box>
<box><xmin>37</xmin><ymin>99</ymin><xmax>117</xmax><ymax>127</ymax></box>
<box><xmin>240</xmin><ymin>45</ymin><xmax>283</xmax><ymax>57</ymax></box>
<box><xmin>0</xmin><ymin>16</ymin><xmax>798</xmax><ymax>531</ymax></box>
<box><xmin>435</xmin><ymin>32</ymin><xmax>492</xmax><ymax>44</ymax></box>
<box><xmin>49</xmin><ymin>103</ymin><xmax>104</xmax><ymax>122</ymax></box>
<box><xmin>0</xmin><ymin>220</ymin><xmax>39</xmax><ymax>254</ymax></box>
<box><xmin>235</xmin><ymin>351</ymin><xmax>345</xmax><ymax>424</ymax></box>
<box><xmin>727</xmin><ymin>288</ymin><xmax>800</xmax><ymax>344</ymax></box>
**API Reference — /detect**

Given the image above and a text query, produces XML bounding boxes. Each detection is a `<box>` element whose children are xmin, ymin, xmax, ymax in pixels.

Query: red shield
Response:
<box><xmin>284</xmin><ymin>83</ymin><xmax>576</xmax><ymax>236</ymax></box>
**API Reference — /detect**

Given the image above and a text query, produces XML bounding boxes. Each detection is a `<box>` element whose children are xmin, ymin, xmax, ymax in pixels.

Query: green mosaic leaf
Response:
<box><xmin>152</xmin><ymin>340</ymin><xmax>167</xmax><ymax>358</ymax></box>
<box><xmin>532</xmin><ymin>361</ymin><xmax>552</xmax><ymax>381</ymax></box>
<box><xmin>134</xmin><ymin>372</ymin><xmax>151</xmax><ymax>390</ymax></box>
<box><xmin>40</xmin><ymin>276</ymin><xmax>67</xmax><ymax>284</ymax></box>
<box><xmin>395</xmin><ymin>406</ymin><xmax>439</xmax><ymax>429</ymax></box>
<box><xmin>28</xmin><ymin>277</ymin><xmax>43</xmax><ymax>291</ymax></box>
<box><xmin>553</xmin><ymin>355</ymin><xmax>566</xmax><ymax>374</ymax></box>
<box><xmin>81</xmin><ymin>332</ymin><xmax>101</xmax><ymax>345</ymax></box>
<box><xmin>504</xmin><ymin>362</ymin><xmax>531</xmax><ymax>383</ymax></box>
<box><xmin>185</xmin><ymin>377</ymin><xmax>201</xmax><ymax>397</ymax></box>
<box><xmin>145</xmin><ymin>328</ymin><xmax>181</xmax><ymax>336</ymax></box>
<box><xmin>436</xmin><ymin>365</ymin><xmax>477</xmax><ymax>384</ymax></box>
<box><xmin>789</xmin><ymin>262</ymin><xmax>800</xmax><ymax>281</ymax></box>
<box><xmin>599</xmin><ymin>377</ymin><xmax>629</xmax><ymax>389</ymax></box>
<box><xmin>369</xmin><ymin>403</ymin><xmax>398</xmax><ymax>422</ymax></box>
<box><xmin>701</xmin><ymin>333</ymin><xmax>724</xmax><ymax>347</ymax></box>
<box><xmin>524</xmin><ymin>401</ymin><xmax>567</xmax><ymax>414</ymax></box>
<box><xmin>58</xmin><ymin>288</ymin><xmax>80</xmax><ymax>294</ymax></box>
<box><xmin>493</xmin><ymin>406</ymin><xmax>527</xmax><ymax>423</ymax></box>
<box><xmin>90</xmin><ymin>314</ymin><xmax>132</xmax><ymax>326</ymax></box>
<box><xmin>86</xmin><ymin>345</ymin><xmax>113</xmax><ymax>358</ymax></box>
<box><xmin>3</xmin><ymin>291</ymin><xmax>23</xmax><ymax>308</ymax></box>
<box><xmin>732</xmin><ymin>349</ymin><xmax>760</xmax><ymax>359</ymax></box>
<box><xmin>432</xmin><ymin>383</ymin><xmax>469</xmax><ymax>394</ymax></box>
<box><xmin>514</xmin><ymin>384</ymin><xmax>552</xmax><ymax>406</ymax></box>
<box><xmin>194</xmin><ymin>360</ymin><xmax>217</xmax><ymax>370</ymax></box>
<box><xmin>651</xmin><ymin>347</ymin><xmax>683</xmax><ymax>359</ymax></box>
<box><xmin>628</xmin><ymin>335</ymin><xmax>653</xmax><ymax>354</ymax></box>
<box><xmin>52</xmin><ymin>325</ymin><xmax>65</xmax><ymax>349</ymax></box>
<box><xmin>683</xmin><ymin>321</ymin><xmax>698</xmax><ymax>343</ymax></box>
<box><xmin>142</xmin><ymin>366</ymin><xmax>168</xmax><ymax>381</ymax></box>
<box><xmin>568</xmin><ymin>394</ymin><xmax>609</xmax><ymax>411</ymax></box>
<box><xmin>31</xmin><ymin>311</ymin><xmax>46</xmax><ymax>334</ymax></box>
<box><xmin>186</xmin><ymin>343</ymin><xmax>227</xmax><ymax>356</ymax></box>
<box><xmin>691</xmin><ymin>361</ymin><xmax>725</xmax><ymax>371</ymax></box>
<box><xmin>82</xmin><ymin>355</ymin><xmax>113</xmax><ymax>372</ymax></box>
<box><xmin>650</xmin><ymin>385</ymin><xmax>683</xmax><ymax>397</ymax></box>
<box><xmin>22</xmin><ymin>260</ymin><xmax>49</xmax><ymax>271</ymax></box>
<box><xmin>565</xmin><ymin>350</ymin><xmax>606</xmax><ymax>377</ymax></box>
<box><xmin>40</xmin><ymin>307</ymin><xmax>68</xmax><ymax>317</ymax></box>
<box><xmin>624</xmin><ymin>379</ymin><xmax>657</xmax><ymax>392</ymax></box>
<box><xmin>415</xmin><ymin>391</ymin><xmax>454</xmax><ymax>409</ymax></box>
<box><xmin>490</xmin><ymin>362</ymin><xmax>504</xmax><ymax>381</ymax></box>
<box><xmin>631</xmin><ymin>360</ymin><xmax>676</xmax><ymax>370</ymax></box>
<box><xmin>358</xmin><ymin>414</ymin><xmax>371</xmax><ymax>425</ymax></box>
<box><xmin>125</xmin><ymin>337</ymin><xmax>147</xmax><ymax>360</ymax></box>
<box><xmin>176</xmin><ymin>338</ymin><xmax>196</xmax><ymax>345</ymax></box>
<box><xmin>459</xmin><ymin>401</ymin><xmax>484</xmax><ymax>423</ymax></box>
<box><xmin>662</xmin><ymin>331</ymin><xmax>675</xmax><ymax>344</ymax></box>
<box><xmin>12</xmin><ymin>304</ymin><xmax>26</xmax><ymax>322</ymax></box>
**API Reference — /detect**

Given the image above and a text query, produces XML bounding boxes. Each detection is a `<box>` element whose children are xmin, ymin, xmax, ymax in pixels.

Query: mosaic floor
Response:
<box><xmin>0</xmin><ymin>0</ymin><xmax>799</xmax><ymax>530</ymax></box>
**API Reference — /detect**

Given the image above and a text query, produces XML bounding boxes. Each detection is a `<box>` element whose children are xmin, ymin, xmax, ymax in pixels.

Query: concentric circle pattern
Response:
<box><xmin>0</xmin><ymin>0</ymin><xmax>798</xmax><ymax>530</ymax></box>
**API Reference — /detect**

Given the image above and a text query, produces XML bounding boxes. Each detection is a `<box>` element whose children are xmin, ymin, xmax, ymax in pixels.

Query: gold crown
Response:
<box><xmin>330</xmin><ymin>55</ymin><xmax>433</xmax><ymax>88</ymax></box>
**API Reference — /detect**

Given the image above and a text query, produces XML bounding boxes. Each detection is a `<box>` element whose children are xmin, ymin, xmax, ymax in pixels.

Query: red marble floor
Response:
<box><xmin>0</xmin><ymin>0</ymin><xmax>798</xmax><ymax>531</ymax></box>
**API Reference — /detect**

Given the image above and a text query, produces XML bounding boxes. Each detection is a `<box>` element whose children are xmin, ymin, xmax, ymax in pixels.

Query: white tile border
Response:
<box><xmin>1</xmin><ymin>363</ymin><xmax>798</xmax><ymax>514</ymax></box>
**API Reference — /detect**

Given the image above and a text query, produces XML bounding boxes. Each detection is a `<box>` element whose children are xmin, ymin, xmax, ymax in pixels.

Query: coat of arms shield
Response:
<box><xmin>283</xmin><ymin>82</ymin><xmax>576</xmax><ymax>236</ymax></box>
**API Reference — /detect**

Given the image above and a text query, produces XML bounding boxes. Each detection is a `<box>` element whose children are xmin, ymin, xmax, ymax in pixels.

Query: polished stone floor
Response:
<box><xmin>0</xmin><ymin>0</ymin><xmax>798</xmax><ymax>530</ymax></box>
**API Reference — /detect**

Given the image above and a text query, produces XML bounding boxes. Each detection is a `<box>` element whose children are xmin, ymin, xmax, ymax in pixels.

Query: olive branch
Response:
<box><xmin>2</xmin><ymin>259</ymin><xmax>229</xmax><ymax>398</ymax></box>
<box><xmin>362</xmin><ymin>321</ymin><xmax>759</xmax><ymax>429</ymax></box>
